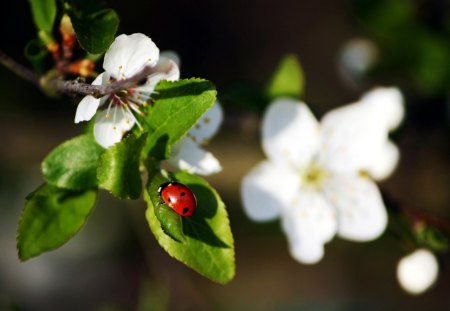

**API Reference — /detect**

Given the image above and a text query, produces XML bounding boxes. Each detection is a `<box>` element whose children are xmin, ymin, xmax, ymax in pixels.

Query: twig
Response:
<box><xmin>49</xmin><ymin>65</ymin><xmax>167</xmax><ymax>97</ymax></box>
<box><xmin>0</xmin><ymin>50</ymin><xmax>40</xmax><ymax>87</ymax></box>
<box><xmin>0</xmin><ymin>49</ymin><xmax>175</xmax><ymax>98</ymax></box>
<box><xmin>382</xmin><ymin>190</ymin><xmax>450</xmax><ymax>234</ymax></box>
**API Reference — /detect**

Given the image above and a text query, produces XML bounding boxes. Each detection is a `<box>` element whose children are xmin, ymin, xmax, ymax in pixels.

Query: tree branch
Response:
<box><xmin>383</xmin><ymin>190</ymin><xmax>450</xmax><ymax>234</ymax></box>
<box><xmin>0</xmin><ymin>50</ymin><xmax>40</xmax><ymax>87</ymax></box>
<box><xmin>49</xmin><ymin>65</ymin><xmax>167</xmax><ymax>98</ymax></box>
<box><xmin>0</xmin><ymin>50</ymin><xmax>175</xmax><ymax>98</ymax></box>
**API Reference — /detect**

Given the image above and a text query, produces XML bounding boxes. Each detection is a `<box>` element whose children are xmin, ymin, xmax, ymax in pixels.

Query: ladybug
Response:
<box><xmin>158</xmin><ymin>182</ymin><xmax>197</xmax><ymax>217</ymax></box>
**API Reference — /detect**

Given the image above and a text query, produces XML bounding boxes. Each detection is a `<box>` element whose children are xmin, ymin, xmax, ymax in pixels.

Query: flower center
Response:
<box><xmin>300</xmin><ymin>162</ymin><xmax>328</xmax><ymax>190</ymax></box>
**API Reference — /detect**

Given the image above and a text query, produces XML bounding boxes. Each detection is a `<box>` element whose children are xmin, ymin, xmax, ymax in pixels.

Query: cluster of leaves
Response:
<box><xmin>17</xmin><ymin>1</ymin><xmax>234</xmax><ymax>284</ymax></box>
<box><xmin>26</xmin><ymin>0</ymin><xmax>119</xmax><ymax>72</ymax></box>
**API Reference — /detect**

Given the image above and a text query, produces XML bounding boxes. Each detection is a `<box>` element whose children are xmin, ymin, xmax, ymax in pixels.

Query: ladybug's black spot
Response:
<box><xmin>180</xmin><ymin>192</ymin><xmax>186</xmax><ymax>197</ymax></box>
<box><xmin>182</xmin><ymin>207</ymin><xmax>189</xmax><ymax>214</ymax></box>
<box><xmin>168</xmin><ymin>197</ymin><xmax>172</xmax><ymax>203</ymax></box>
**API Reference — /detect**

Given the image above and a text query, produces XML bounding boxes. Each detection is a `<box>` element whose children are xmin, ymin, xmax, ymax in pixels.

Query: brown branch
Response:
<box><xmin>382</xmin><ymin>189</ymin><xmax>450</xmax><ymax>234</ymax></box>
<box><xmin>0</xmin><ymin>50</ymin><xmax>175</xmax><ymax>98</ymax></box>
<box><xmin>49</xmin><ymin>65</ymin><xmax>166</xmax><ymax>98</ymax></box>
<box><xmin>0</xmin><ymin>50</ymin><xmax>40</xmax><ymax>87</ymax></box>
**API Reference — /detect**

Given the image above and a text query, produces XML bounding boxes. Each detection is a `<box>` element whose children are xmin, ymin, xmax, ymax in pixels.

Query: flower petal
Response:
<box><xmin>262</xmin><ymin>98</ymin><xmax>320</xmax><ymax>169</ymax></box>
<box><xmin>241</xmin><ymin>160</ymin><xmax>299</xmax><ymax>222</ymax></box>
<box><xmin>166</xmin><ymin>138</ymin><xmax>221</xmax><ymax>175</ymax></box>
<box><xmin>281</xmin><ymin>190</ymin><xmax>337</xmax><ymax>264</ymax></box>
<box><xmin>322</xmin><ymin>173</ymin><xmax>387</xmax><ymax>241</ymax></box>
<box><xmin>134</xmin><ymin>57</ymin><xmax>180</xmax><ymax>98</ymax></box>
<box><xmin>360</xmin><ymin>87</ymin><xmax>404</xmax><ymax>130</ymax></box>
<box><xmin>188</xmin><ymin>101</ymin><xmax>223</xmax><ymax>145</ymax></box>
<box><xmin>74</xmin><ymin>72</ymin><xmax>110</xmax><ymax>123</ymax></box>
<box><xmin>319</xmin><ymin>102</ymin><xmax>387</xmax><ymax>174</ymax></box>
<box><xmin>93</xmin><ymin>107</ymin><xmax>135</xmax><ymax>148</ymax></box>
<box><xmin>75</xmin><ymin>95</ymin><xmax>102</xmax><ymax>123</ymax></box>
<box><xmin>397</xmin><ymin>249</ymin><xmax>439</xmax><ymax>295</ymax></box>
<box><xmin>103</xmin><ymin>33</ymin><xmax>159</xmax><ymax>79</ymax></box>
<box><xmin>365</xmin><ymin>141</ymin><xmax>400</xmax><ymax>181</ymax></box>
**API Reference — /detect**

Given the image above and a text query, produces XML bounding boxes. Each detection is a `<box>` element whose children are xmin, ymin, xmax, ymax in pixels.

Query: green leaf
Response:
<box><xmin>68</xmin><ymin>8</ymin><xmax>119</xmax><ymax>54</ymax></box>
<box><xmin>155</xmin><ymin>203</ymin><xmax>186</xmax><ymax>243</ymax></box>
<box><xmin>142</xmin><ymin>79</ymin><xmax>217</xmax><ymax>159</ymax></box>
<box><xmin>28</xmin><ymin>0</ymin><xmax>57</xmax><ymax>32</ymax></box>
<box><xmin>24</xmin><ymin>39</ymin><xmax>50</xmax><ymax>73</ymax></box>
<box><xmin>266</xmin><ymin>54</ymin><xmax>304</xmax><ymax>100</ymax></box>
<box><xmin>17</xmin><ymin>184</ymin><xmax>97</xmax><ymax>261</ymax></box>
<box><xmin>144</xmin><ymin>171</ymin><xmax>234</xmax><ymax>283</ymax></box>
<box><xmin>97</xmin><ymin>134</ymin><xmax>147</xmax><ymax>199</ymax></box>
<box><xmin>415</xmin><ymin>223</ymin><xmax>449</xmax><ymax>253</ymax></box>
<box><xmin>42</xmin><ymin>134</ymin><xmax>104</xmax><ymax>190</ymax></box>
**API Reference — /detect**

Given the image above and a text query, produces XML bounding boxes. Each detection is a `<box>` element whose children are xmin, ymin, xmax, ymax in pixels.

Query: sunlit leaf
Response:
<box><xmin>267</xmin><ymin>54</ymin><xmax>304</xmax><ymax>100</ymax></box>
<box><xmin>142</xmin><ymin>79</ymin><xmax>216</xmax><ymax>159</ymax></box>
<box><xmin>144</xmin><ymin>171</ymin><xmax>234</xmax><ymax>283</ymax></box>
<box><xmin>97</xmin><ymin>133</ymin><xmax>147</xmax><ymax>199</ymax></box>
<box><xmin>42</xmin><ymin>134</ymin><xmax>104</xmax><ymax>190</ymax></box>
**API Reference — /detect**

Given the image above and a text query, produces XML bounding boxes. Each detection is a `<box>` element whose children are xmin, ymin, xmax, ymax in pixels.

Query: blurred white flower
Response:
<box><xmin>339</xmin><ymin>38</ymin><xmax>378</xmax><ymax>78</ymax></box>
<box><xmin>241</xmin><ymin>87</ymin><xmax>404</xmax><ymax>264</ymax></box>
<box><xmin>75</xmin><ymin>33</ymin><xmax>180</xmax><ymax>148</ymax></box>
<box><xmin>165</xmin><ymin>101</ymin><xmax>223</xmax><ymax>175</ymax></box>
<box><xmin>397</xmin><ymin>249</ymin><xmax>438</xmax><ymax>295</ymax></box>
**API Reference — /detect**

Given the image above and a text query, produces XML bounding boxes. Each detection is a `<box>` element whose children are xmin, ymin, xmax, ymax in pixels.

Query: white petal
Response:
<box><xmin>135</xmin><ymin>58</ymin><xmax>180</xmax><ymax>97</ymax></box>
<box><xmin>93</xmin><ymin>108</ymin><xmax>135</xmax><ymax>148</ymax></box>
<box><xmin>103</xmin><ymin>33</ymin><xmax>159</xmax><ymax>79</ymax></box>
<box><xmin>74</xmin><ymin>72</ymin><xmax>111</xmax><ymax>123</ymax></box>
<box><xmin>281</xmin><ymin>190</ymin><xmax>337</xmax><ymax>264</ymax></box>
<box><xmin>360</xmin><ymin>87</ymin><xmax>404</xmax><ymax>130</ymax></box>
<box><xmin>319</xmin><ymin>102</ymin><xmax>387</xmax><ymax>174</ymax></box>
<box><xmin>365</xmin><ymin>141</ymin><xmax>400</xmax><ymax>181</ymax></box>
<box><xmin>241</xmin><ymin>160</ymin><xmax>299</xmax><ymax>222</ymax></box>
<box><xmin>92</xmin><ymin>72</ymin><xmax>110</xmax><ymax>86</ymax></box>
<box><xmin>397</xmin><ymin>249</ymin><xmax>438</xmax><ymax>295</ymax></box>
<box><xmin>188</xmin><ymin>101</ymin><xmax>223</xmax><ymax>145</ymax></box>
<box><xmin>262</xmin><ymin>98</ymin><xmax>320</xmax><ymax>168</ymax></box>
<box><xmin>74</xmin><ymin>95</ymin><xmax>101</xmax><ymax>123</ymax></box>
<box><xmin>322</xmin><ymin>173</ymin><xmax>387</xmax><ymax>241</ymax></box>
<box><xmin>160</xmin><ymin>50</ymin><xmax>181</xmax><ymax>67</ymax></box>
<box><xmin>166</xmin><ymin>138</ymin><xmax>221</xmax><ymax>175</ymax></box>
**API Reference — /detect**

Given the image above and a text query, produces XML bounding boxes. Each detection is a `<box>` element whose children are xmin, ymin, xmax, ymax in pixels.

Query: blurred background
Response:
<box><xmin>0</xmin><ymin>0</ymin><xmax>449</xmax><ymax>310</ymax></box>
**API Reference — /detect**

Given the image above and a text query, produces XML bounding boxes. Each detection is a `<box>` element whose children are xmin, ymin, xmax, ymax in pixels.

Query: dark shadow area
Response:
<box><xmin>182</xmin><ymin>183</ymin><xmax>229</xmax><ymax>248</ymax></box>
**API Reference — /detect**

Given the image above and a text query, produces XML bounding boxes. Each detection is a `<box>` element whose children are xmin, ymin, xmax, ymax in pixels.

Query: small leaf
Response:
<box><xmin>17</xmin><ymin>184</ymin><xmax>97</xmax><ymax>261</ymax></box>
<box><xmin>415</xmin><ymin>223</ymin><xmax>449</xmax><ymax>253</ymax></box>
<box><xmin>42</xmin><ymin>134</ymin><xmax>104</xmax><ymax>190</ymax></box>
<box><xmin>155</xmin><ymin>203</ymin><xmax>186</xmax><ymax>243</ymax></box>
<box><xmin>142</xmin><ymin>79</ymin><xmax>216</xmax><ymax>159</ymax></box>
<box><xmin>28</xmin><ymin>0</ymin><xmax>57</xmax><ymax>32</ymax></box>
<box><xmin>266</xmin><ymin>54</ymin><xmax>304</xmax><ymax>100</ymax></box>
<box><xmin>24</xmin><ymin>39</ymin><xmax>50</xmax><ymax>73</ymax></box>
<box><xmin>97</xmin><ymin>133</ymin><xmax>147</xmax><ymax>199</ymax></box>
<box><xmin>144</xmin><ymin>171</ymin><xmax>235</xmax><ymax>283</ymax></box>
<box><xmin>68</xmin><ymin>8</ymin><xmax>119</xmax><ymax>54</ymax></box>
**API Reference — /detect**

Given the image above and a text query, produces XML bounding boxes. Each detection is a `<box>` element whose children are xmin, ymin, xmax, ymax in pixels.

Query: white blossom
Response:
<box><xmin>397</xmin><ymin>249</ymin><xmax>438</xmax><ymax>295</ymax></box>
<box><xmin>241</xmin><ymin>87</ymin><xmax>404</xmax><ymax>264</ymax></box>
<box><xmin>165</xmin><ymin>101</ymin><xmax>223</xmax><ymax>175</ymax></box>
<box><xmin>75</xmin><ymin>33</ymin><xmax>180</xmax><ymax>148</ymax></box>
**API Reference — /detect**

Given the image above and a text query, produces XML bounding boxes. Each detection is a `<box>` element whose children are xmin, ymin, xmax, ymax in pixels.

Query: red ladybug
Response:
<box><xmin>158</xmin><ymin>182</ymin><xmax>197</xmax><ymax>217</ymax></box>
